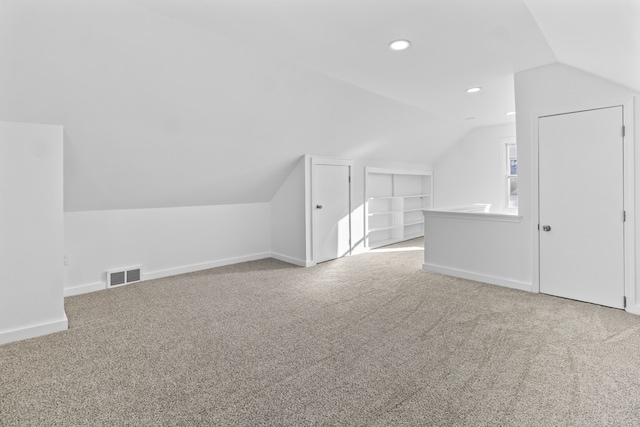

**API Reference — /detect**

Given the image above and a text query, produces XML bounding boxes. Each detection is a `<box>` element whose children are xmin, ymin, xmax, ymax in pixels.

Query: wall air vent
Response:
<box><xmin>109</xmin><ymin>271</ymin><xmax>126</xmax><ymax>287</ymax></box>
<box><xmin>127</xmin><ymin>268</ymin><xmax>141</xmax><ymax>283</ymax></box>
<box><xmin>107</xmin><ymin>266</ymin><xmax>142</xmax><ymax>288</ymax></box>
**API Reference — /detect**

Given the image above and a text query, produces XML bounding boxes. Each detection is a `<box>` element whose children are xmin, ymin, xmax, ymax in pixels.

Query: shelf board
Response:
<box><xmin>403</xmin><ymin>208</ymin><xmax>428</xmax><ymax>213</ymax></box>
<box><xmin>402</xmin><ymin>194</ymin><xmax>431</xmax><ymax>199</ymax></box>
<box><xmin>404</xmin><ymin>220</ymin><xmax>424</xmax><ymax>227</ymax></box>
<box><xmin>369</xmin><ymin>194</ymin><xmax>431</xmax><ymax>200</ymax></box>
<box><xmin>368</xmin><ymin>224</ymin><xmax>402</xmax><ymax>233</ymax></box>
<box><xmin>367</xmin><ymin>211</ymin><xmax>395</xmax><ymax>216</ymax></box>
<box><xmin>368</xmin><ymin>196</ymin><xmax>401</xmax><ymax>200</ymax></box>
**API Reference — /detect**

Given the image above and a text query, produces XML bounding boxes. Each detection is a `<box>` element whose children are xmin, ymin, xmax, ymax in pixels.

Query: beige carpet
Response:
<box><xmin>2</xmin><ymin>238</ymin><xmax>640</xmax><ymax>426</ymax></box>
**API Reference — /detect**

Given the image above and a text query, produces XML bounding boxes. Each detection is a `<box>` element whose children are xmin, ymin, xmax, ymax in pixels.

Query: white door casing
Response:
<box><xmin>538</xmin><ymin>106</ymin><xmax>624</xmax><ymax>308</ymax></box>
<box><xmin>312</xmin><ymin>157</ymin><xmax>352</xmax><ymax>264</ymax></box>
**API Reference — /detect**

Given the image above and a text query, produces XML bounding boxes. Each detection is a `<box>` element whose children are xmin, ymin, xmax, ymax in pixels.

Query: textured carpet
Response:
<box><xmin>2</xmin><ymin>238</ymin><xmax>640</xmax><ymax>426</ymax></box>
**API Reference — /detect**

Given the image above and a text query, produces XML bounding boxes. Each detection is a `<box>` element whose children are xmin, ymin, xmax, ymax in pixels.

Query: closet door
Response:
<box><xmin>538</xmin><ymin>106</ymin><xmax>624</xmax><ymax>308</ymax></box>
<box><xmin>313</xmin><ymin>162</ymin><xmax>351</xmax><ymax>263</ymax></box>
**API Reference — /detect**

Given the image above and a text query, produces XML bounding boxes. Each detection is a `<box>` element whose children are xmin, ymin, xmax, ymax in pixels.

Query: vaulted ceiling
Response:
<box><xmin>0</xmin><ymin>0</ymin><xmax>637</xmax><ymax>211</ymax></box>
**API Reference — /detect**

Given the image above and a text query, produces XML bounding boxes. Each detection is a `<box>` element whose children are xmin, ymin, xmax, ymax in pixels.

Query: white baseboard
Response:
<box><xmin>64</xmin><ymin>253</ymin><xmax>273</xmax><ymax>297</ymax></box>
<box><xmin>626</xmin><ymin>302</ymin><xmax>640</xmax><ymax>316</ymax></box>
<box><xmin>270</xmin><ymin>252</ymin><xmax>314</xmax><ymax>267</ymax></box>
<box><xmin>350</xmin><ymin>247</ymin><xmax>368</xmax><ymax>256</ymax></box>
<box><xmin>143</xmin><ymin>252</ymin><xmax>272</xmax><ymax>281</ymax></box>
<box><xmin>0</xmin><ymin>314</ymin><xmax>68</xmax><ymax>346</ymax></box>
<box><xmin>422</xmin><ymin>263</ymin><xmax>532</xmax><ymax>293</ymax></box>
<box><xmin>64</xmin><ymin>281</ymin><xmax>106</xmax><ymax>297</ymax></box>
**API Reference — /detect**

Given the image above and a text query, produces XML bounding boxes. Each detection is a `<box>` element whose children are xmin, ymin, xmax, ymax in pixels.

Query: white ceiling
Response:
<box><xmin>129</xmin><ymin>0</ymin><xmax>639</xmax><ymax>126</ymax></box>
<box><xmin>1</xmin><ymin>0</ymin><xmax>638</xmax><ymax>211</ymax></box>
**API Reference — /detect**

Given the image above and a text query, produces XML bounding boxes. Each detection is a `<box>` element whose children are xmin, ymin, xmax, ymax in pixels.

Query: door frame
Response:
<box><xmin>531</xmin><ymin>98</ymin><xmax>635</xmax><ymax>312</ymax></box>
<box><xmin>311</xmin><ymin>156</ymin><xmax>353</xmax><ymax>264</ymax></box>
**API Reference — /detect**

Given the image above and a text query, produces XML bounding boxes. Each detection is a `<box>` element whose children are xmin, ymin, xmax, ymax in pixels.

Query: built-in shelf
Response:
<box><xmin>365</xmin><ymin>168</ymin><xmax>433</xmax><ymax>249</ymax></box>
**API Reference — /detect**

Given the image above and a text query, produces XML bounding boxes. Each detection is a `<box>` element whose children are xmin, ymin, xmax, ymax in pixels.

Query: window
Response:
<box><xmin>506</xmin><ymin>142</ymin><xmax>517</xmax><ymax>209</ymax></box>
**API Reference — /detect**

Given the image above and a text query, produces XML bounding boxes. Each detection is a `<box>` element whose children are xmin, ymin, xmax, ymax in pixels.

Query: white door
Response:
<box><xmin>538</xmin><ymin>106</ymin><xmax>625</xmax><ymax>308</ymax></box>
<box><xmin>313</xmin><ymin>163</ymin><xmax>351</xmax><ymax>263</ymax></box>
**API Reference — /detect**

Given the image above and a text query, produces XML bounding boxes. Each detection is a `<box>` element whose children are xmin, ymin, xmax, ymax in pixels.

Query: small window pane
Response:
<box><xmin>505</xmin><ymin>142</ymin><xmax>518</xmax><ymax>209</ymax></box>
<box><xmin>508</xmin><ymin>176</ymin><xmax>518</xmax><ymax>196</ymax></box>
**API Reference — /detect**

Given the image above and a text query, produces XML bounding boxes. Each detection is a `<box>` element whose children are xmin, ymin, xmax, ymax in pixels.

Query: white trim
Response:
<box><xmin>531</xmin><ymin>98</ymin><xmax>636</xmax><ymax>310</ymax></box>
<box><xmin>422</xmin><ymin>263</ymin><xmax>532</xmax><ymax>293</ymax></box>
<box><xmin>64</xmin><ymin>282</ymin><xmax>106</xmax><ymax>297</ymax></box>
<box><xmin>534</xmin><ymin>97</ymin><xmax>637</xmax><ymax>120</ymax></box>
<box><xmin>627</xmin><ymin>302</ymin><xmax>640</xmax><ymax>316</ymax></box>
<box><xmin>311</xmin><ymin>156</ymin><xmax>353</xmax><ymax>167</ymax></box>
<box><xmin>623</xmin><ymin>97</ymin><xmax>636</xmax><ymax>312</ymax></box>
<box><xmin>64</xmin><ymin>252</ymin><xmax>273</xmax><ymax>297</ymax></box>
<box><xmin>350</xmin><ymin>246</ymin><xmax>368</xmax><ymax>256</ymax></box>
<box><xmin>0</xmin><ymin>315</ymin><xmax>68</xmax><ymax>346</ymax></box>
<box><xmin>304</xmin><ymin>155</ymin><xmax>313</xmax><ymax>264</ymax></box>
<box><xmin>271</xmin><ymin>252</ymin><xmax>315</xmax><ymax>267</ymax></box>
<box><xmin>143</xmin><ymin>252</ymin><xmax>271</xmax><ymax>281</ymax></box>
<box><xmin>423</xmin><ymin>209</ymin><xmax>522</xmax><ymax>223</ymax></box>
<box><xmin>311</xmin><ymin>156</ymin><xmax>353</xmax><ymax>264</ymax></box>
<box><xmin>366</xmin><ymin>167</ymin><xmax>431</xmax><ymax>176</ymax></box>
<box><xmin>531</xmin><ymin>108</ymin><xmax>541</xmax><ymax>294</ymax></box>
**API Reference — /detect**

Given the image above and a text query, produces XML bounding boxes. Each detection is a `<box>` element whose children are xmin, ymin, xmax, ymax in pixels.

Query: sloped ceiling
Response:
<box><xmin>522</xmin><ymin>0</ymin><xmax>640</xmax><ymax>93</ymax></box>
<box><xmin>0</xmin><ymin>0</ymin><xmax>637</xmax><ymax>211</ymax></box>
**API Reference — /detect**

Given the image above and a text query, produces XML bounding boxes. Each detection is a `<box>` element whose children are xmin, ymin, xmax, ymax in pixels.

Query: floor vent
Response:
<box><xmin>107</xmin><ymin>266</ymin><xmax>142</xmax><ymax>288</ymax></box>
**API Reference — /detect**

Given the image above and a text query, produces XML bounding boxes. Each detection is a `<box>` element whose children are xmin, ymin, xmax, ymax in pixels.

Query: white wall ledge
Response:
<box><xmin>423</xmin><ymin>209</ymin><xmax>522</xmax><ymax>223</ymax></box>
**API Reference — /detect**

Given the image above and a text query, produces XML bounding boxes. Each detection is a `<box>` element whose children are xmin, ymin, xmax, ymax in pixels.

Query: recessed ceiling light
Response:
<box><xmin>466</xmin><ymin>87</ymin><xmax>482</xmax><ymax>93</ymax></box>
<box><xmin>389</xmin><ymin>40</ymin><xmax>411</xmax><ymax>51</ymax></box>
<box><xmin>505</xmin><ymin>111</ymin><xmax>516</xmax><ymax>116</ymax></box>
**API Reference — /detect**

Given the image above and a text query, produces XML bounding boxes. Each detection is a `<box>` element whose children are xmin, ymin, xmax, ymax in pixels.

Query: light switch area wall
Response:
<box><xmin>0</xmin><ymin>121</ymin><xmax>67</xmax><ymax>345</ymax></box>
<box><xmin>433</xmin><ymin>123</ymin><xmax>516</xmax><ymax>212</ymax></box>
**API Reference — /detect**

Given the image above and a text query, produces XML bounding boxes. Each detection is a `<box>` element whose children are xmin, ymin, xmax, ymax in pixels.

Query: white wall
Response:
<box><xmin>63</xmin><ymin>154</ymin><xmax>431</xmax><ymax>296</ymax></box>
<box><xmin>271</xmin><ymin>157</ymin><xmax>308</xmax><ymax>266</ymax></box>
<box><xmin>515</xmin><ymin>62</ymin><xmax>640</xmax><ymax>314</ymax></box>
<box><xmin>0</xmin><ymin>121</ymin><xmax>67</xmax><ymax>345</ymax></box>
<box><xmin>433</xmin><ymin>123</ymin><xmax>516</xmax><ymax>212</ymax></box>
<box><xmin>64</xmin><ymin>203</ymin><xmax>271</xmax><ymax>296</ymax></box>
<box><xmin>422</xmin><ymin>211</ymin><xmax>529</xmax><ymax>291</ymax></box>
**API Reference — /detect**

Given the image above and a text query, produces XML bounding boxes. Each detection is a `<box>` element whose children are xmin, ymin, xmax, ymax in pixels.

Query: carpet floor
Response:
<box><xmin>2</xmin><ymin>238</ymin><xmax>640</xmax><ymax>426</ymax></box>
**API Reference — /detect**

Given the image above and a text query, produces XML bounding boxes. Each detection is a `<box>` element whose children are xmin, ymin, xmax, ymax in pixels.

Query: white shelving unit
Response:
<box><xmin>365</xmin><ymin>168</ymin><xmax>433</xmax><ymax>249</ymax></box>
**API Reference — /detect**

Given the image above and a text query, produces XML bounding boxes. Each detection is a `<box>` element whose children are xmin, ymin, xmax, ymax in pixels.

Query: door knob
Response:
<box><xmin>542</xmin><ymin>225</ymin><xmax>551</xmax><ymax>232</ymax></box>
<box><xmin>316</xmin><ymin>205</ymin><xmax>323</xmax><ymax>209</ymax></box>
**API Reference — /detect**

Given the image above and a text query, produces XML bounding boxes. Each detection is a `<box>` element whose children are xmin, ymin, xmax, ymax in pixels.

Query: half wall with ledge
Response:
<box><xmin>422</xmin><ymin>204</ymin><xmax>531</xmax><ymax>292</ymax></box>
